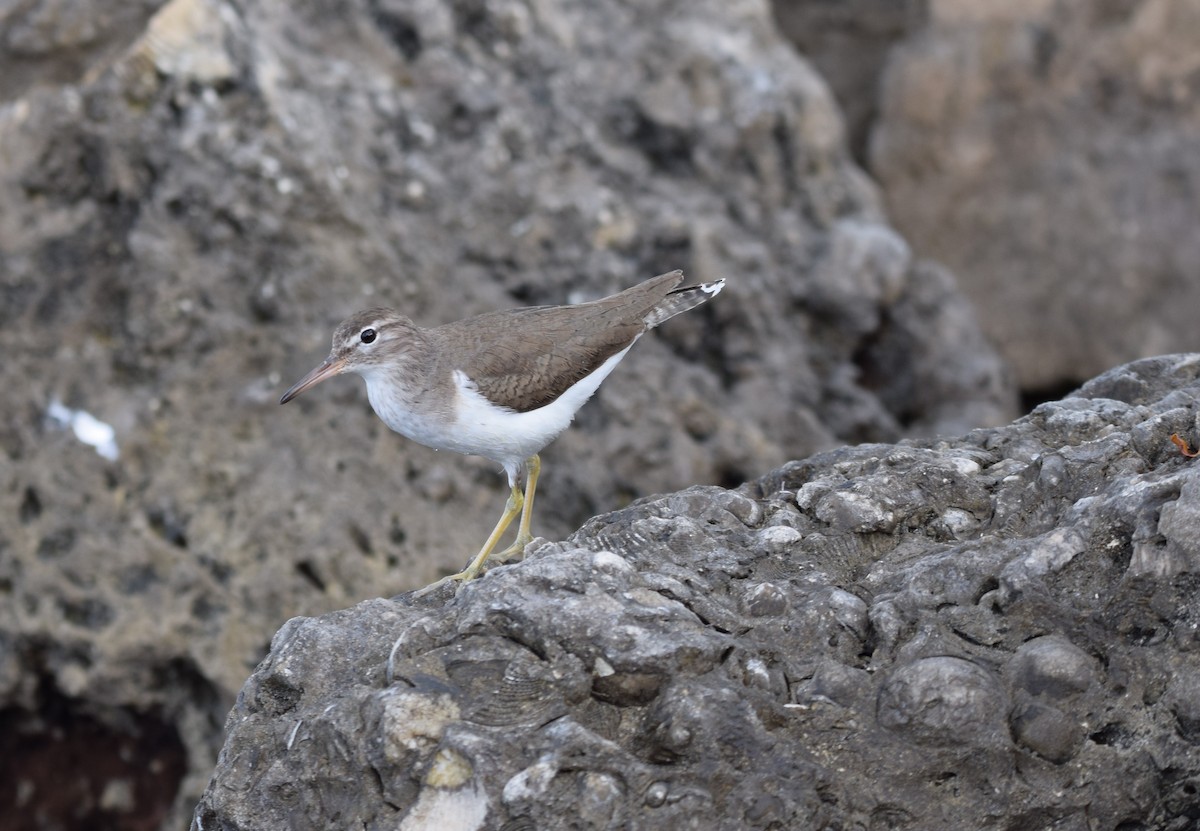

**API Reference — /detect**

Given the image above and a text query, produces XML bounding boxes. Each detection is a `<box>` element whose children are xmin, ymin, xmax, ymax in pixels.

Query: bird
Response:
<box><xmin>279</xmin><ymin>270</ymin><xmax>724</xmax><ymax>595</ymax></box>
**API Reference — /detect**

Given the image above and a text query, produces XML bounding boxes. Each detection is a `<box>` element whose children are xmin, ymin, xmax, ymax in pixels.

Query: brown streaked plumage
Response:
<box><xmin>279</xmin><ymin>270</ymin><xmax>725</xmax><ymax>595</ymax></box>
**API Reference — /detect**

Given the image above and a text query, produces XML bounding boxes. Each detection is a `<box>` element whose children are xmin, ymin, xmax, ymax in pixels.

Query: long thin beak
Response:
<box><xmin>279</xmin><ymin>356</ymin><xmax>347</xmax><ymax>404</ymax></box>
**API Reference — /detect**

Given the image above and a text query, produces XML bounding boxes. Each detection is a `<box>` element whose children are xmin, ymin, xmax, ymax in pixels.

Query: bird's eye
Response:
<box><xmin>360</xmin><ymin>328</ymin><xmax>377</xmax><ymax>344</ymax></box>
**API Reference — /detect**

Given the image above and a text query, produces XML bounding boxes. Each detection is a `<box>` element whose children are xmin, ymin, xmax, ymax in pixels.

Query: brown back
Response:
<box><xmin>432</xmin><ymin>271</ymin><xmax>685</xmax><ymax>412</ymax></box>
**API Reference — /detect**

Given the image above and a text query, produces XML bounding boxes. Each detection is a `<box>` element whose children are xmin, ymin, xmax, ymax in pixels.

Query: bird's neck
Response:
<box><xmin>358</xmin><ymin>331</ymin><xmax>442</xmax><ymax>421</ymax></box>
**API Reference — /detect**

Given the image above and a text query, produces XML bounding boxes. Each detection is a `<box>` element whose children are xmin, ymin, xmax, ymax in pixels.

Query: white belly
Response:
<box><xmin>365</xmin><ymin>343</ymin><xmax>634</xmax><ymax>482</ymax></box>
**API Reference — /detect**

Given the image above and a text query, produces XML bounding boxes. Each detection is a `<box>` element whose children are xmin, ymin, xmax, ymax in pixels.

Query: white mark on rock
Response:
<box><xmin>47</xmin><ymin>400</ymin><xmax>119</xmax><ymax>461</ymax></box>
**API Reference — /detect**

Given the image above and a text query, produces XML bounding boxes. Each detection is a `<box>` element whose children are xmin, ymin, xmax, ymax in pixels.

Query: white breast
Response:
<box><xmin>365</xmin><ymin>343</ymin><xmax>635</xmax><ymax>484</ymax></box>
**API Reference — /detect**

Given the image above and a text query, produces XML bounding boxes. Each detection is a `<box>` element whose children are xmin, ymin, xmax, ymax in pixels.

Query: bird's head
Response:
<box><xmin>279</xmin><ymin>309</ymin><xmax>416</xmax><ymax>404</ymax></box>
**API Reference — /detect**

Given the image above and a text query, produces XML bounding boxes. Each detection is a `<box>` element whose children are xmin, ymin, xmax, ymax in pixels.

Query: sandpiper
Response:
<box><xmin>280</xmin><ymin>270</ymin><xmax>724</xmax><ymax>594</ymax></box>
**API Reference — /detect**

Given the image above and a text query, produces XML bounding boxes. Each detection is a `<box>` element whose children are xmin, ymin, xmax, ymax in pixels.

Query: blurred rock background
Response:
<box><xmin>778</xmin><ymin>0</ymin><xmax>1200</xmax><ymax>400</ymax></box>
<box><xmin>0</xmin><ymin>0</ymin><xmax>1194</xmax><ymax>828</ymax></box>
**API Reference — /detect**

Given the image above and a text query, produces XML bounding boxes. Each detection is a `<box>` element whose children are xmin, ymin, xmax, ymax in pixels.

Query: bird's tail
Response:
<box><xmin>643</xmin><ymin>278</ymin><xmax>725</xmax><ymax>329</ymax></box>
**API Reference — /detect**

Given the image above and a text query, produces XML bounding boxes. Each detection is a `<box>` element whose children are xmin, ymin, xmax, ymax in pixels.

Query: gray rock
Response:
<box><xmin>771</xmin><ymin>0</ymin><xmax>923</xmax><ymax>159</ymax></box>
<box><xmin>869</xmin><ymin>0</ymin><xmax>1200</xmax><ymax>393</ymax></box>
<box><xmin>196</xmin><ymin>354</ymin><xmax>1200</xmax><ymax>829</ymax></box>
<box><xmin>1010</xmin><ymin>699</ymin><xmax>1084</xmax><ymax>764</ymax></box>
<box><xmin>0</xmin><ymin>0</ymin><xmax>1014</xmax><ymax>827</ymax></box>
<box><xmin>1006</xmin><ymin>635</ymin><xmax>1100</xmax><ymax>763</ymax></box>
<box><xmin>1164</xmin><ymin>670</ymin><xmax>1200</xmax><ymax>744</ymax></box>
<box><xmin>876</xmin><ymin>656</ymin><xmax>1009</xmax><ymax>747</ymax></box>
<box><xmin>1008</xmin><ymin>635</ymin><xmax>1098</xmax><ymax>701</ymax></box>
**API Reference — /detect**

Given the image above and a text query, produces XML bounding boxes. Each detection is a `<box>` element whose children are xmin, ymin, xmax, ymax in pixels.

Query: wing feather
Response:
<box><xmin>431</xmin><ymin>272</ymin><xmax>685</xmax><ymax>412</ymax></box>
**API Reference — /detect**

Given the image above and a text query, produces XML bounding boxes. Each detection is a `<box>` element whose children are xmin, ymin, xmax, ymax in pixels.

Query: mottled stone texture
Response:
<box><xmin>774</xmin><ymin>1</ymin><xmax>1200</xmax><ymax>397</ymax></box>
<box><xmin>197</xmin><ymin>354</ymin><xmax>1200</xmax><ymax>829</ymax></box>
<box><xmin>771</xmin><ymin>0</ymin><xmax>923</xmax><ymax>159</ymax></box>
<box><xmin>869</xmin><ymin>0</ymin><xmax>1200</xmax><ymax>393</ymax></box>
<box><xmin>0</xmin><ymin>0</ymin><xmax>1013</xmax><ymax>828</ymax></box>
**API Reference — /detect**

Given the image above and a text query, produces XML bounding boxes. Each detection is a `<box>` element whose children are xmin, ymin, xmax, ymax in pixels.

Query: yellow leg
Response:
<box><xmin>494</xmin><ymin>454</ymin><xmax>539</xmax><ymax>562</ymax></box>
<box><xmin>412</xmin><ymin>481</ymin><xmax>524</xmax><ymax>598</ymax></box>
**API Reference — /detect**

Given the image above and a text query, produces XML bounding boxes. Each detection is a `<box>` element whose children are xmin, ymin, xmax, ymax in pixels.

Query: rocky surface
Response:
<box><xmin>196</xmin><ymin>354</ymin><xmax>1200</xmax><ymax>830</ymax></box>
<box><xmin>0</xmin><ymin>0</ymin><xmax>1014</xmax><ymax>828</ymax></box>
<box><xmin>771</xmin><ymin>0</ymin><xmax>922</xmax><ymax>159</ymax></box>
<box><xmin>868</xmin><ymin>0</ymin><xmax>1200</xmax><ymax>394</ymax></box>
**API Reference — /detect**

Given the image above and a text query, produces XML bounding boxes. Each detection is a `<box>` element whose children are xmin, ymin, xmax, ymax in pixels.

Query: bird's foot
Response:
<box><xmin>411</xmin><ymin>565</ymin><xmax>482</xmax><ymax>598</ymax></box>
<box><xmin>492</xmin><ymin>532</ymin><xmax>533</xmax><ymax>564</ymax></box>
<box><xmin>411</xmin><ymin>535</ymin><xmax>534</xmax><ymax>599</ymax></box>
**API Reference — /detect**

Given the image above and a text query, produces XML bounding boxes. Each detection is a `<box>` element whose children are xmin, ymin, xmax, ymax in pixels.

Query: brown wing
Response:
<box><xmin>433</xmin><ymin>272</ymin><xmax>684</xmax><ymax>412</ymax></box>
